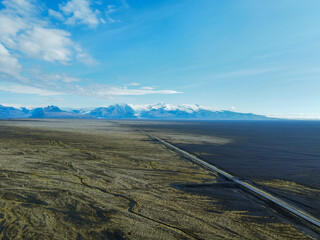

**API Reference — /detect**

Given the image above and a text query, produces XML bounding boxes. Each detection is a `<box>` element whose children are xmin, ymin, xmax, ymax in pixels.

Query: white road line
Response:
<box><xmin>138</xmin><ymin>129</ymin><xmax>320</xmax><ymax>230</ymax></box>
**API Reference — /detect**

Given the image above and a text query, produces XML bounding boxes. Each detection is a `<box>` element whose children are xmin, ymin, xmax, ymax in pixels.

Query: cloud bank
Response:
<box><xmin>0</xmin><ymin>0</ymin><xmax>180</xmax><ymax>99</ymax></box>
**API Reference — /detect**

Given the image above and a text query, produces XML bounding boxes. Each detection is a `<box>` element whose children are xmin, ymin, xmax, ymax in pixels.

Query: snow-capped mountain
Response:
<box><xmin>0</xmin><ymin>103</ymin><xmax>272</xmax><ymax>120</ymax></box>
<box><xmin>129</xmin><ymin>103</ymin><xmax>215</xmax><ymax>115</ymax></box>
<box><xmin>129</xmin><ymin>103</ymin><xmax>269</xmax><ymax>120</ymax></box>
<box><xmin>30</xmin><ymin>106</ymin><xmax>94</xmax><ymax>119</ymax></box>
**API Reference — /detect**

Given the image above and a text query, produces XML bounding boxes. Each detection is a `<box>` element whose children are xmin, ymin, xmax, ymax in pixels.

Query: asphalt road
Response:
<box><xmin>138</xmin><ymin>128</ymin><xmax>320</xmax><ymax>232</ymax></box>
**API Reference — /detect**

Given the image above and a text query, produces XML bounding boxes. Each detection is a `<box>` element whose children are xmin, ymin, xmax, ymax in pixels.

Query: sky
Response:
<box><xmin>0</xmin><ymin>0</ymin><xmax>320</xmax><ymax>118</ymax></box>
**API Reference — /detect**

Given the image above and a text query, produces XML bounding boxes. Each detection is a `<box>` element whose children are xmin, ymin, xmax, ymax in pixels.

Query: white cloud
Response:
<box><xmin>125</xmin><ymin>83</ymin><xmax>140</xmax><ymax>87</ymax></box>
<box><xmin>106</xmin><ymin>5</ymin><xmax>117</xmax><ymax>14</ymax></box>
<box><xmin>28</xmin><ymin>68</ymin><xmax>81</xmax><ymax>83</ymax></box>
<box><xmin>2</xmin><ymin>0</ymin><xmax>37</xmax><ymax>16</ymax></box>
<box><xmin>0</xmin><ymin>43</ymin><xmax>25</xmax><ymax>81</ymax></box>
<box><xmin>0</xmin><ymin>13</ymin><xmax>27</xmax><ymax>48</ymax></box>
<box><xmin>0</xmin><ymin>76</ymin><xmax>181</xmax><ymax>97</ymax></box>
<box><xmin>0</xmin><ymin>84</ymin><xmax>61</xmax><ymax>96</ymax></box>
<box><xmin>48</xmin><ymin>9</ymin><xmax>65</xmax><ymax>21</ymax></box>
<box><xmin>0</xmin><ymin>0</ymin><xmax>95</xmax><ymax>64</ymax></box>
<box><xmin>59</xmin><ymin>0</ymin><xmax>104</xmax><ymax>27</ymax></box>
<box><xmin>104</xmin><ymin>2</ymin><xmax>129</xmax><ymax>23</ymax></box>
<box><xmin>74</xmin><ymin>44</ymin><xmax>97</xmax><ymax>65</ymax></box>
<box><xmin>18</xmin><ymin>27</ymin><xmax>73</xmax><ymax>63</ymax></box>
<box><xmin>90</xmin><ymin>85</ymin><xmax>181</xmax><ymax>97</ymax></box>
<box><xmin>0</xmin><ymin>0</ymin><xmax>181</xmax><ymax>99</ymax></box>
<box><xmin>141</xmin><ymin>86</ymin><xmax>154</xmax><ymax>90</ymax></box>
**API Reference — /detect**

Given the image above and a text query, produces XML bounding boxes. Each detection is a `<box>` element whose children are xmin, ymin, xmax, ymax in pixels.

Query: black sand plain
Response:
<box><xmin>125</xmin><ymin>120</ymin><xmax>320</xmax><ymax>221</ymax></box>
<box><xmin>0</xmin><ymin>119</ymin><xmax>318</xmax><ymax>239</ymax></box>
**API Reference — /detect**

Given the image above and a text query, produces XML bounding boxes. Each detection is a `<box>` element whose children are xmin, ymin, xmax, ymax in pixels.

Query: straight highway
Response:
<box><xmin>138</xmin><ymin>128</ymin><xmax>320</xmax><ymax>232</ymax></box>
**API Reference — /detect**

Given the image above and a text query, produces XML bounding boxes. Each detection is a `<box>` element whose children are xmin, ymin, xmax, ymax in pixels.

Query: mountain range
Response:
<box><xmin>0</xmin><ymin>103</ymin><xmax>272</xmax><ymax>120</ymax></box>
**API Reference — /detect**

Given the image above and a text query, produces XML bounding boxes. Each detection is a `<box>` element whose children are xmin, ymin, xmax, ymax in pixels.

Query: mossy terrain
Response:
<box><xmin>257</xmin><ymin>180</ymin><xmax>320</xmax><ymax>196</ymax></box>
<box><xmin>0</xmin><ymin>120</ymin><xmax>315</xmax><ymax>239</ymax></box>
<box><xmin>125</xmin><ymin>120</ymin><xmax>320</xmax><ymax>223</ymax></box>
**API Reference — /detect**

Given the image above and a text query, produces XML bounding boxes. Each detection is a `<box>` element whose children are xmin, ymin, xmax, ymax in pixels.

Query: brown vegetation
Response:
<box><xmin>0</xmin><ymin>120</ymin><xmax>314</xmax><ymax>239</ymax></box>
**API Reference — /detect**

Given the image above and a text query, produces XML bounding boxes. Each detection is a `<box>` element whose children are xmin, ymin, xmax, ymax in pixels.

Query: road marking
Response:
<box><xmin>138</xmin><ymin>129</ymin><xmax>320</xmax><ymax>231</ymax></box>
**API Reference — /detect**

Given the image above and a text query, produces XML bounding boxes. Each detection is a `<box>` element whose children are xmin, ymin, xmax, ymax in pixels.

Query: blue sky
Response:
<box><xmin>0</xmin><ymin>0</ymin><xmax>319</xmax><ymax>118</ymax></box>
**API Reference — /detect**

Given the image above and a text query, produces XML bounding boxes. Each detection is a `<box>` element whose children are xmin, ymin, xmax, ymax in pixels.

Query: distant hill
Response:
<box><xmin>0</xmin><ymin>103</ymin><xmax>272</xmax><ymax>120</ymax></box>
<box><xmin>0</xmin><ymin>105</ymin><xmax>29</xmax><ymax>119</ymax></box>
<box><xmin>30</xmin><ymin>106</ymin><xmax>95</xmax><ymax>119</ymax></box>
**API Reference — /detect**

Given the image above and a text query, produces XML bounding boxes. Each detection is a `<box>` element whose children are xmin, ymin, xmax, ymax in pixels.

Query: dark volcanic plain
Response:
<box><xmin>125</xmin><ymin>120</ymin><xmax>320</xmax><ymax>219</ymax></box>
<box><xmin>0</xmin><ymin>119</ymin><xmax>318</xmax><ymax>239</ymax></box>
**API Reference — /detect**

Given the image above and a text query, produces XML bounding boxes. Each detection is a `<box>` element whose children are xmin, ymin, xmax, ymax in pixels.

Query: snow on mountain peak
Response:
<box><xmin>0</xmin><ymin>103</ymin><xmax>270</xmax><ymax>120</ymax></box>
<box><xmin>129</xmin><ymin>103</ymin><xmax>216</xmax><ymax>113</ymax></box>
